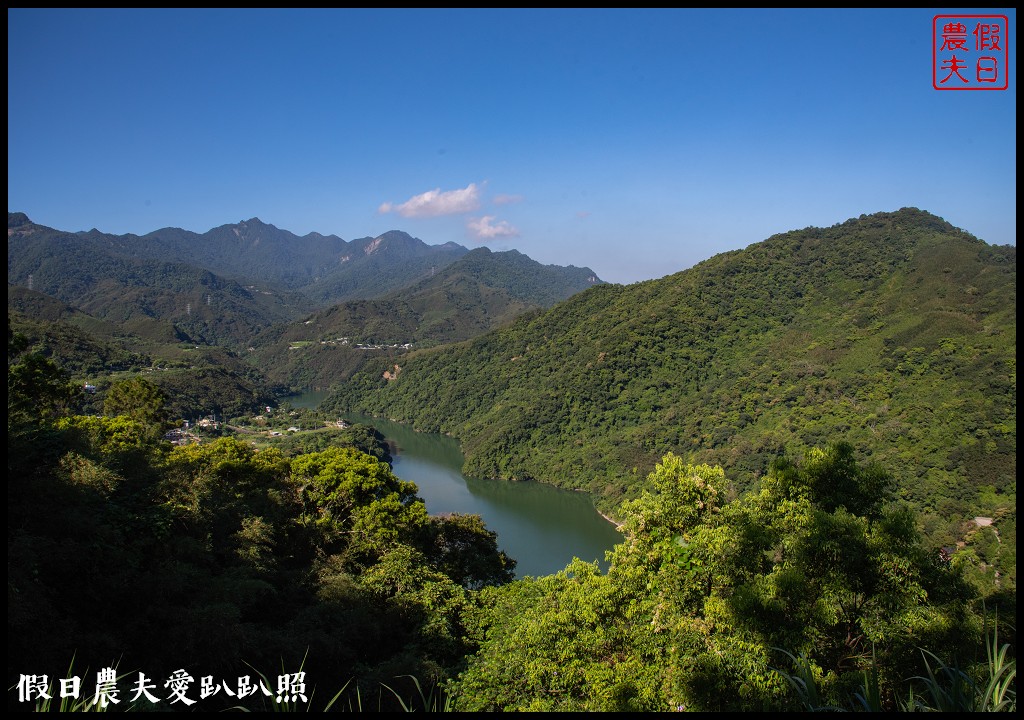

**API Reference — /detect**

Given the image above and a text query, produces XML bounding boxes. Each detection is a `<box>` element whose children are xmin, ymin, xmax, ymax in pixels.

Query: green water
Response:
<box><xmin>287</xmin><ymin>391</ymin><xmax>622</xmax><ymax>578</ymax></box>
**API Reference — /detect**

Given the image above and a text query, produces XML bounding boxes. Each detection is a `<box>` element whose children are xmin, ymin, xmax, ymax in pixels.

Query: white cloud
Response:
<box><xmin>468</xmin><ymin>215</ymin><xmax>520</xmax><ymax>240</ymax></box>
<box><xmin>493</xmin><ymin>193</ymin><xmax>524</xmax><ymax>205</ymax></box>
<box><xmin>378</xmin><ymin>183</ymin><xmax>481</xmax><ymax>218</ymax></box>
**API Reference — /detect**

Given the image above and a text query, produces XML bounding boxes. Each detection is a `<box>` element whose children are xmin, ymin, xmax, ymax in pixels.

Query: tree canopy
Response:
<box><xmin>452</xmin><ymin>445</ymin><xmax>991</xmax><ymax>712</ymax></box>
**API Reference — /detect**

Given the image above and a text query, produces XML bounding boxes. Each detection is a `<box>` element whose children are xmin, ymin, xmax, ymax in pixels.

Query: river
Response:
<box><xmin>286</xmin><ymin>390</ymin><xmax>622</xmax><ymax>579</ymax></box>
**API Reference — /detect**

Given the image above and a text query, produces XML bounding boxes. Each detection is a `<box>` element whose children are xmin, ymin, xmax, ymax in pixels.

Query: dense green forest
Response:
<box><xmin>8</xmin><ymin>335</ymin><xmax>516</xmax><ymax>711</ymax></box>
<box><xmin>6</xmin><ymin>332</ymin><xmax>1016</xmax><ymax>711</ymax></box>
<box><xmin>321</xmin><ymin>209</ymin><xmax>1016</xmax><ymax>547</ymax></box>
<box><xmin>7</xmin><ymin>302</ymin><xmax>280</xmax><ymax>423</ymax></box>
<box><xmin>7</xmin><ymin>207</ymin><xmax>1016</xmax><ymax>711</ymax></box>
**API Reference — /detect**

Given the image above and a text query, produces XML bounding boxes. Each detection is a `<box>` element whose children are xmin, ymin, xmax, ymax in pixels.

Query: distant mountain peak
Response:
<box><xmin>8</xmin><ymin>212</ymin><xmax>32</xmax><ymax>227</ymax></box>
<box><xmin>6</xmin><ymin>214</ymin><xmax>596</xmax><ymax>309</ymax></box>
<box><xmin>237</xmin><ymin>217</ymin><xmax>282</xmax><ymax>234</ymax></box>
<box><xmin>376</xmin><ymin>229</ymin><xmax>417</xmax><ymax>242</ymax></box>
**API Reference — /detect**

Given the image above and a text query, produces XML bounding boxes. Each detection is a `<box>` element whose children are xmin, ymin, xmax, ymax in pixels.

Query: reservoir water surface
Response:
<box><xmin>288</xmin><ymin>391</ymin><xmax>622</xmax><ymax>578</ymax></box>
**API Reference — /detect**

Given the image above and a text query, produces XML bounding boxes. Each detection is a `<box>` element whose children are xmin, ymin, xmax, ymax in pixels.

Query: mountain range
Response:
<box><xmin>8</xmin><ymin>213</ymin><xmax>471</xmax><ymax>302</ymax></box>
<box><xmin>7</xmin><ymin>212</ymin><xmax>602</xmax><ymax>353</ymax></box>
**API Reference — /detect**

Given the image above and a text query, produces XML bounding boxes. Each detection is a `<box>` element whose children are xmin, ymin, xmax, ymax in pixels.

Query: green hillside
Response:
<box><xmin>8</xmin><ymin>288</ymin><xmax>279</xmax><ymax>422</ymax></box>
<box><xmin>248</xmin><ymin>247</ymin><xmax>603</xmax><ymax>388</ymax></box>
<box><xmin>322</xmin><ymin>209</ymin><xmax>1016</xmax><ymax>529</ymax></box>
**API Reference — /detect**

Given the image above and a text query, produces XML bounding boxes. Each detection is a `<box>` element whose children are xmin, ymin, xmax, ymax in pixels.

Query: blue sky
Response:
<box><xmin>8</xmin><ymin>8</ymin><xmax>1016</xmax><ymax>284</ymax></box>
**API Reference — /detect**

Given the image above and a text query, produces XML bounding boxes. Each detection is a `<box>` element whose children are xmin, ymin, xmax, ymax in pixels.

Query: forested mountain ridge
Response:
<box><xmin>7</xmin><ymin>288</ymin><xmax>145</xmax><ymax>375</ymax></box>
<box><xmin>6</xmin><ymin>298</ymin><xmax>280</xmax><ymax>423</ymax></box>
<box><xmin>8</xmin><ymin>212</ymin><xmax>471</xmax><ymax>307</ymax></box>
<box><xmin>137</xmin><ymin>222</ymin><xmax>472</xmax><ymax>304</ymax></box>
<box><xmin>8</xmin><ymin>213</ymin><xmax>602</xmax><ymax>356</ymax></box>
<box><xmin>322</xmin><ymin>208</ymin><xmax>1016</xmax><ymax>531</ymax></box>
<box><xmin>7</xmin><ymin>214</ymin><xmax>316</xmax><ymax>349</ymax></box>
<box><xmin>247</xmin><ymin>246</ymin><xmax>604</xmax><ymax>388</ymax></box>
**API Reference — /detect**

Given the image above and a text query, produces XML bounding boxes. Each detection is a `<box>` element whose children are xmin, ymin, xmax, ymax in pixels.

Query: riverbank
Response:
<box><xmin>598</xmin><ymin>510</ymin><xmax>625</xmax><ymax>529</ymax></box>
